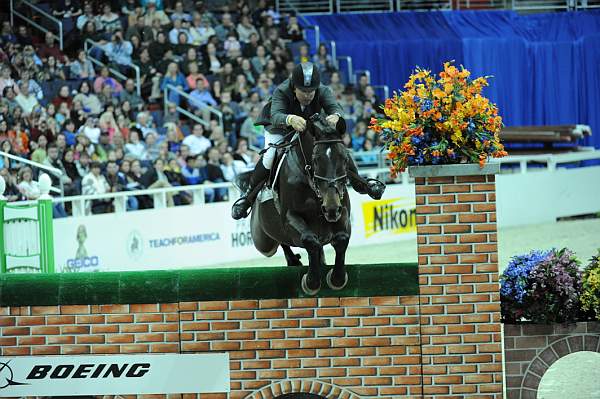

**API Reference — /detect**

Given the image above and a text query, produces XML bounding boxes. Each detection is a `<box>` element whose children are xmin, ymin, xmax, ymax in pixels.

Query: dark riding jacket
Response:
<box><xmin>255</xmin><ymin>79</ymin><xmax>343</xmax><ymax>135</ymax></box>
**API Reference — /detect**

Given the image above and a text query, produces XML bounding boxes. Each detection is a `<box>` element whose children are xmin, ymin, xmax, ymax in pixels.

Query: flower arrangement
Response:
<box><xmin>500</xmin><ymin>248</ymin><xmax>583</xmax><ymax>323</ymax></box>
<box><xmin>581</xmin><ymin>250</ymin><xmax>600</xmax><ymax>321</ymax></box>
<box><xmin>370</xmin><ymin>62</ymin><xmax>508</xmax><ymax>177</ymax></box>
<box><xmin>500</xmin><ymin>249</ymin><xmax>552</xmax><ymax>323</ymax></box>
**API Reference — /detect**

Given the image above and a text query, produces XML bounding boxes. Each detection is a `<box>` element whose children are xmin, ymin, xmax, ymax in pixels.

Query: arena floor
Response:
<box><xmin>212</xmin><ymin>218</ymin><xmax>600</xmax><ymax>398</ymax></box>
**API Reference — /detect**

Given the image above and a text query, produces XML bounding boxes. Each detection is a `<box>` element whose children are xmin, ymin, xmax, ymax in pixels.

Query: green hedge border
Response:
<box><xmin>0</xmin><ymin>263</ymin><xmax>418</xmax><ymax>306</ymax></box>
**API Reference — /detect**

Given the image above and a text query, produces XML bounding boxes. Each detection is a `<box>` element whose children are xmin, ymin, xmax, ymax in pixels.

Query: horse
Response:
<box><xmin>240</xmin><ymin>113</ymin><xmax>351</xmax><ymax>295</ymax></box>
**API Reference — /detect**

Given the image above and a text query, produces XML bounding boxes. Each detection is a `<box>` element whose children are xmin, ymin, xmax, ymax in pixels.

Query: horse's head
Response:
<box><xmin>307</xmin><ymin>114</ymin><xmax>348</xmax><ymax>223</ymax></box>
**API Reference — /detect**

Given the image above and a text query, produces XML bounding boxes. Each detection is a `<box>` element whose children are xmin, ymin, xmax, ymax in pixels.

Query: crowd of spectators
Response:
<box><xmin>0</xmin><ymin>0</ymin><xmax>385</xmax><ymax>216</ymax></box>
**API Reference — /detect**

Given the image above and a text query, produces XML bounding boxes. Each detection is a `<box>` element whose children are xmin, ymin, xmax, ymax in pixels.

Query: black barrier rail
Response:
<box><xmin>0</xmin><ymin>264</ymin><xmax>418</xmax><ymax>306</ymax></box>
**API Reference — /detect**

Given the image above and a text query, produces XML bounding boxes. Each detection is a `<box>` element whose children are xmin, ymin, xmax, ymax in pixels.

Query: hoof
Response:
<box><xmin>326</xmin><ymin>269</ymin><xmax>348</xmax><ymax>291</ymax></box>
<box><xmin>301</xmin><ymin>273</ymin><xmax>320</xmax><ymax>296</ymax></box>
<box><xmin>287</xmin><ymin>254</ymin><xmax>303</xmax><ymax>267</ymax></box>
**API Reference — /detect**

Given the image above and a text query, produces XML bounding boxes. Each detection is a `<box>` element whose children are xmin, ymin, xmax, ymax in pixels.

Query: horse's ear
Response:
<box><xmin>336</xmin><ymin>117</ymin><xmax>346</xmax><ymax>135</ymax></box>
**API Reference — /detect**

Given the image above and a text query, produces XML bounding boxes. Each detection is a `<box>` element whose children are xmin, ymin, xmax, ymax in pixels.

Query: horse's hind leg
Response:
<box><xmin>326</xmin><ymin>232</ymin><xmax>350</xmax><ymax>290</ymax></box>
<box><xmin>282</xmin><ymin>245</ymin><xmax>302</xmax><ymax>267</ymax></box>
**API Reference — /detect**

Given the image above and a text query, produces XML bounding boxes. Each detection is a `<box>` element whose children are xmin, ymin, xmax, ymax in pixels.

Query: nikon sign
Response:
<box><xmin>0</xmin><ymin>353</ymin><xmax>229</xmax><ymax>395</ymax></box>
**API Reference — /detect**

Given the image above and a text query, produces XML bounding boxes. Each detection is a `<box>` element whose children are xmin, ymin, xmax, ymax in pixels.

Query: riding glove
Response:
<box><xmin>287</xmin><ymin>115</ymin><xmax>307</xmax><ymax>132</ymax></box>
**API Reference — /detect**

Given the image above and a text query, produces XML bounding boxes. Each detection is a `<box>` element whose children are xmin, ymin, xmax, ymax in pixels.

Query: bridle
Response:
<box><xmin>298</xmin><ymin>136</ymin><xmax>347</xmax><ymax>201</ymax></box>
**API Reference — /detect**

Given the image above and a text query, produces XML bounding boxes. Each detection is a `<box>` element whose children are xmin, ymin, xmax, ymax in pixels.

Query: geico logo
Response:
<box><xmin>66</xmin><ymin>256</ymin><xmax>99</xmax><ymax>268</ymax></box>
<box><xmin>26</xmin><ymin>363</ymin><xmax>150</xmax><ymax>380</ymax></box>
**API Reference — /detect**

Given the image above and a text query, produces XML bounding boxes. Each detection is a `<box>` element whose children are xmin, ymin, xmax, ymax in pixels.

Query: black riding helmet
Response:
<box><xmin>291</xmin><ymin>62</ymin><xmax>320</xmax><ymax>92</ymax></box>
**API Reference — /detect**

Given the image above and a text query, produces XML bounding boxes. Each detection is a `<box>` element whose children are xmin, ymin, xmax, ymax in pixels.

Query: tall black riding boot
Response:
<box><xmin>231</xmin><ymin>161</ymin><xmax>270</xmax><ymax>220</ymax></box>
<box><xmin>346</xmin><ymin>155</ymin><xmax>386</xmax><ymax>200</ymax></box>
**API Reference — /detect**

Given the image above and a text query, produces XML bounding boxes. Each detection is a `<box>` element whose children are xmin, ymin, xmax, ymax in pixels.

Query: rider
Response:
<box><xmin>231</xmin><ymin>61</ymin><xmax>385</xmax><ymax>220</ymax></box>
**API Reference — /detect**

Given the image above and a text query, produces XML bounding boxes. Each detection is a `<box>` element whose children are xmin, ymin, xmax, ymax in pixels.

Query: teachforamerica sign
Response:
<box><xmin>0</xmin><ymin>353</ymin><xmax>229</xmax><ymax>396</ymax></box>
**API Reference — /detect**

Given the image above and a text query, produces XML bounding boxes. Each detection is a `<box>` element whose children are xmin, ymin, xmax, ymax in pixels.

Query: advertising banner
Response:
<box><xmin>0</xmin><ymin>353</ymin><xmax>229</xmax><ymax>396</ymax></box>
<box><xmin>53</xmin><ymin>185</ymin><xmax>416</xmax><ymax>272</ymax></box>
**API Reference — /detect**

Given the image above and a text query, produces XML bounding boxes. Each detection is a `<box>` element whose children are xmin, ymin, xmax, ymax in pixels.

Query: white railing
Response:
<box><xmin>338</xmin><ymin>0</ymin><xmax>394</xmax><ymax>12</ymax></box>
<box><xmin>84</xmin><ymin>39</ymin><xmax>141</xmax><ymax>96</ymax></box>
<box><xmin>511</xmin><ymin>0</ymin><xmax>570</xmax><ymax>10</ymax></box>
<box><xmin>0</xmin><ymin>151</ymin><xmax>63</xmax><ymax>195</ymax></box>
<box><xmin>9</xmin><ymin>167</ymin><xmax>395</xmax><ymax>216</ymax></box>
<box><xmin>10</xmin><ymin>0</ymin><xmax>64</xmax><ymax>50</ymax></box>
<box><xmin>336</xmin><ymin>56</ymin><xmax>354</xmax><ymax>84</ymax></box>
<box><xmin>163</xmin><ymin>84</ymin><xmax>224</xmax><ymax>132</ymax></box>
<box><xmin>496</xmin><ymin>149</ymin><xmax>600</xmax><ymax>174</ymax></box>
<box><xmin>400</xmin><ymin>0</ymin><xmax>453</xmax><ymax>9</ymax></box>
<box><xmin>276</xmin><ymin>0</ymin><xmax>334</xmax><ymax>14</ymax></box>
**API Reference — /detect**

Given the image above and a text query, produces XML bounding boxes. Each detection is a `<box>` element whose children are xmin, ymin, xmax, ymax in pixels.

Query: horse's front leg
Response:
<box><xmin>287</xmin><ymin>211</ymin><xmax>322</xmax><ymax>295</ymax></box>
<box><xmin>326</xmin><ymin>231</ymin><xmax>349</xmax><ymax>290</ymax></box>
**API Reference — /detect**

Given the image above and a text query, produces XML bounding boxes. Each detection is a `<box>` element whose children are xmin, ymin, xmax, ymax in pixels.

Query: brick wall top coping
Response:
<box><xmin>0</xmin><ymin>263</ymin><xmax>418</xmax><ymax>307</ymax></box>
<box><xmin>408</xmin><ymin>162</ymin><xmax>500</xmax><ymax>177</ymax></box>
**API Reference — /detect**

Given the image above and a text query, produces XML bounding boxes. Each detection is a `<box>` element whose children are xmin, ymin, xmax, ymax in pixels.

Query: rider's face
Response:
<box><xmin>294</xmin><ymin>88</ymin><xmax>315</xmax><ymax>106</ymax></box>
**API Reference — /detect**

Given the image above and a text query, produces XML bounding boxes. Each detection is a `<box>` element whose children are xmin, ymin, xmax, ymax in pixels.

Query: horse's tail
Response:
<box><xmin>234</xmin><ymin>170</ymin><xmax>253</xmax><ymax>193</ymax></box>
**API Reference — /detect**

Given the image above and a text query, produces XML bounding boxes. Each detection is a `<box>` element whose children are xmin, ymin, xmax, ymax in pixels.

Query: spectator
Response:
<box><xmin>170</xmin><ymin>1</ymin><xmax>192</xmax><ymax>22</ymax></box>
<box><xmin>43</xmin><ymin>142</ymin><xmax>74</xmax><ymax>192</ymax></box>
<box><xmin>223</xmin><ymin>33</ymin><xmax>242</xmax><ymax>59</ymax></box>
<box><xmin>18</xmin><ymin>70</ymin><xmax>44</xmax><ymax>101</ymax></box>
<box><xmin>143</xmin><ymin>0</ymin><xmax>170</xmax><ymax>26</ymax></box>
<box><xmin>282</xmin><ymin>14</ymin><xmax>303</xmax><ymax>42</ymax></box>
<box><xmin>17</xmin><ymin>166</ymin><xmax>40</xmax><ymax>200</ymax></box>
<box><xmin>182</xmin><ymin>124</ymin><xmax>211</xmax><ymax>156</ymax></box>
<box><xmin>294</xmin><ymin>43</ymin><xmax>311</xmax><ymax>64</ymax></box>
<box><xmin>93</xmin><ymin>67</ymin><xmax>123</xmax><ymax>94</ymax></box>
<box><xmin>189</xmin><ymin>13</ymin><xmax>214</xmax><ymax>46</ymax></box>
<box><xmin>251</xmin><ymin>45</ymin><xmax>269</xmax><ymax>75</ymax></box>
<box><xmin>52</xmin><ymin>85</ymin><xmax>73</xmax><ymax>109</ymax></box>
<box><xmin>233</xmin><ymin>137</ymin><xmax>253</xmax><ymax>165</ymax></box>
<box><xmin>204</xmin><ymin>42</ymin><xmax>222</xmax><ymax>75</ymax></box>
<box><xmin>0</xmin><ymin>167</ymin><xmax>21</xmax><ymax>201</ymax></box>
<box><xmin>52</xmin><ymin>0</ymin><xmax>82</xmax><ymax>23</ymax></box>
<box><xmin>98</xmin><ymin>3</ymin><xmax>122</xmax><ymax>36</ymax></box>
<box><xmin>15</xmin><ymin>81</ymin><xmax>40</xmax><ymax>115</ymax></box>
<box><xmin>240</xmin><ymin>106</ymin><xmax>264</xmax><ymax>148</ymax></box>
<box><xmin>77</xmin><ymin>2</ymin><xmax>101</xmax><ymax>32</ymax></box>
<box><xmin>82</xmin><ymin>161</ymin><xmax>111</xmax><ymax>213</ymax></box>
<box><xmin>237</xmin><ymin>15</ymin><xmax>259</xmax><ymax>44</ymax></box>
<box><xmin>74</xmin><ymin>80</ymin><xmax>103</xmax><ymax>115</ymax></box>
<box><xmin>15</xmin><ymin>26</ymin><xmax>33</xmax><ymax>46</ymax></box>
<box><xmin>181</xmin><ymin>154</ymin><xmax>201</xmax><ymax>184</ymax></box>
<box><xmin>39</xmin><ymin>55</ymin><xmax>67</xmax><ymax>82</ymax></box>
<box><xmin>313</xmin><ymin>43</ymin><xmax>335</xmax><ymax>74</ymax></box>
<box><xmin>142</xmin><ymin>158</ymin><xmax>174</xmax><ymax>206</ymax></box>
<box><xmin>340</xmin><ymin>86</ymin><xmax>363</xmax><ymax>122</ymax></box>
<box><xmin>125</xmin><ymin>129</ymin><xmax>148</xmax><ymax>160</ymax></box>
<box><xmin>189</xmin><ymin>77</ymin><xmax>217</xmax><ymax>115</ymax></box>
<box><xmin>69</xmin><ymin>50</ymin><xmax>96</xmax><ymax>80</ymax></box>
<box><xmin>169</xmin><ymin>18</ymin><xmax>189</xmax><ymax>45</ymax></box>
<box><xmin>220</xmin><ymin>151</ymin><xmax>247</xmax><ymax>182</ymax></box>
<box><xmin>0</xmin><ymin>66</ymin><xmax>19</xmax><ymax>96</ymax></box>
<box><xmin>329</xmin><ymin>71</ymin><xmax>345</xmax><ymax>99</ymax></box>
<box><xmin>120</xmin><ymin>79</ymin><xmax>143</xmax><ymax>110</ymax></box>
<box><xmin>37</xmin><ymin>32</ymin><xmax>66</xmax><ymax>64</ymax></box>
<box><xmin>102</xmin><ymin>30</ymin><xmax>133</xmax><ymax>72</ymax></box>
<box><xmin>205</xmin><ymin>147</ymin><xmax>227</xmax><ymax>200</ymax></box>
<box><xmin>81</xmin><ymin>116</ymin><xmax>101</xmax><ymax>144</ymax></box>
<box><xmin>161</xmin><ymin>62</ymin><xmax>188</xmax><ymax>105</ymax></box>
<box><xmin>214</xmin><ymin>13</ymin><xmax>235</xmax><ymax>42</ymax></box>
<box><xmin>126</xmin><ymin>15</ymin><xmax>154</xmax><ymax>44</ymax></box>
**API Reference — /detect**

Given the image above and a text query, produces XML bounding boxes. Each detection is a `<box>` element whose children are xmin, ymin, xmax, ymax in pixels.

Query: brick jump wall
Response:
<box><xmin>504</xmin><ymin>321</ymin><xmax>600</xmax><ymax>399</ymax></box>
<box><xmin>412</xmin><ymin>164</ymin><xmax>503</xmax><ymax>398</ymax></box>
<box><xmin>1</xmin><ymin>296</ymin><xmax>422</xmax><ymax>399</ymax></box>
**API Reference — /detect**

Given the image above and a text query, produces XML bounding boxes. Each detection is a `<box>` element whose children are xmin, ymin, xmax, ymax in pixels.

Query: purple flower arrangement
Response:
<box><xmin>500</xmin><ymin>248</ymin><xmax>583</xmax><ymax>323</ymax></box>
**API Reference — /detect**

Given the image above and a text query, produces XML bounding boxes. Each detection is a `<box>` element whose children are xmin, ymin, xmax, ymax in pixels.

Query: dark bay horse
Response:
<box><xmin>248</xmin><ymin>114</ymin><xmax>351</xmax><ymax>295</ymax></box>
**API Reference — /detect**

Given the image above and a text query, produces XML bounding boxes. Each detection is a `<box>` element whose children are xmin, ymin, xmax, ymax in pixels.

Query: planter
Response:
<box><xmin>408</xmin><ymin>162</ymin><xmax>500</xmax><ymax>178</ymax></box>
<box><xmin>503</xmin><ymin>321</ymin><xmax>600</xmax><ymax>398</ymax></box>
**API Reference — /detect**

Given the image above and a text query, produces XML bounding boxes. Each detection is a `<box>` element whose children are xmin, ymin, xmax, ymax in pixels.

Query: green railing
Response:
<box><xmin>0</xmin><ymin>263</ymin><xmax>418</xmax><ymax>306</ymax></box>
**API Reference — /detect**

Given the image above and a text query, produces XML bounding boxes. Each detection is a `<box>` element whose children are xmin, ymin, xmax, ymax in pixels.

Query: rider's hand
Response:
<box><xmin>287</xmin><ymin>115</ymin><xmax>306</xmax><ymax>132</ymax></box>
<box><xmin>326</xmin><ymin>114</ymin><xmax>340</xmax><ymax>128</ymax></box>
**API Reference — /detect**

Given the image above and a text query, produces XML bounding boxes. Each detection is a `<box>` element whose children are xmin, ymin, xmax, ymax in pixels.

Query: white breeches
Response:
<box><xmin>262</xmin><ymin>131</ymin><xmax>284</xmax><ymax>170</ymax></box>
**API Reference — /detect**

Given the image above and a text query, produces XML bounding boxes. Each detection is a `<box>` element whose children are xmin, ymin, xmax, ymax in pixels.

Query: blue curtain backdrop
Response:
<box><xmin>303</xmin><ymin>11</ymin><xmax>600</xmax><ymax>149</ymax></box>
